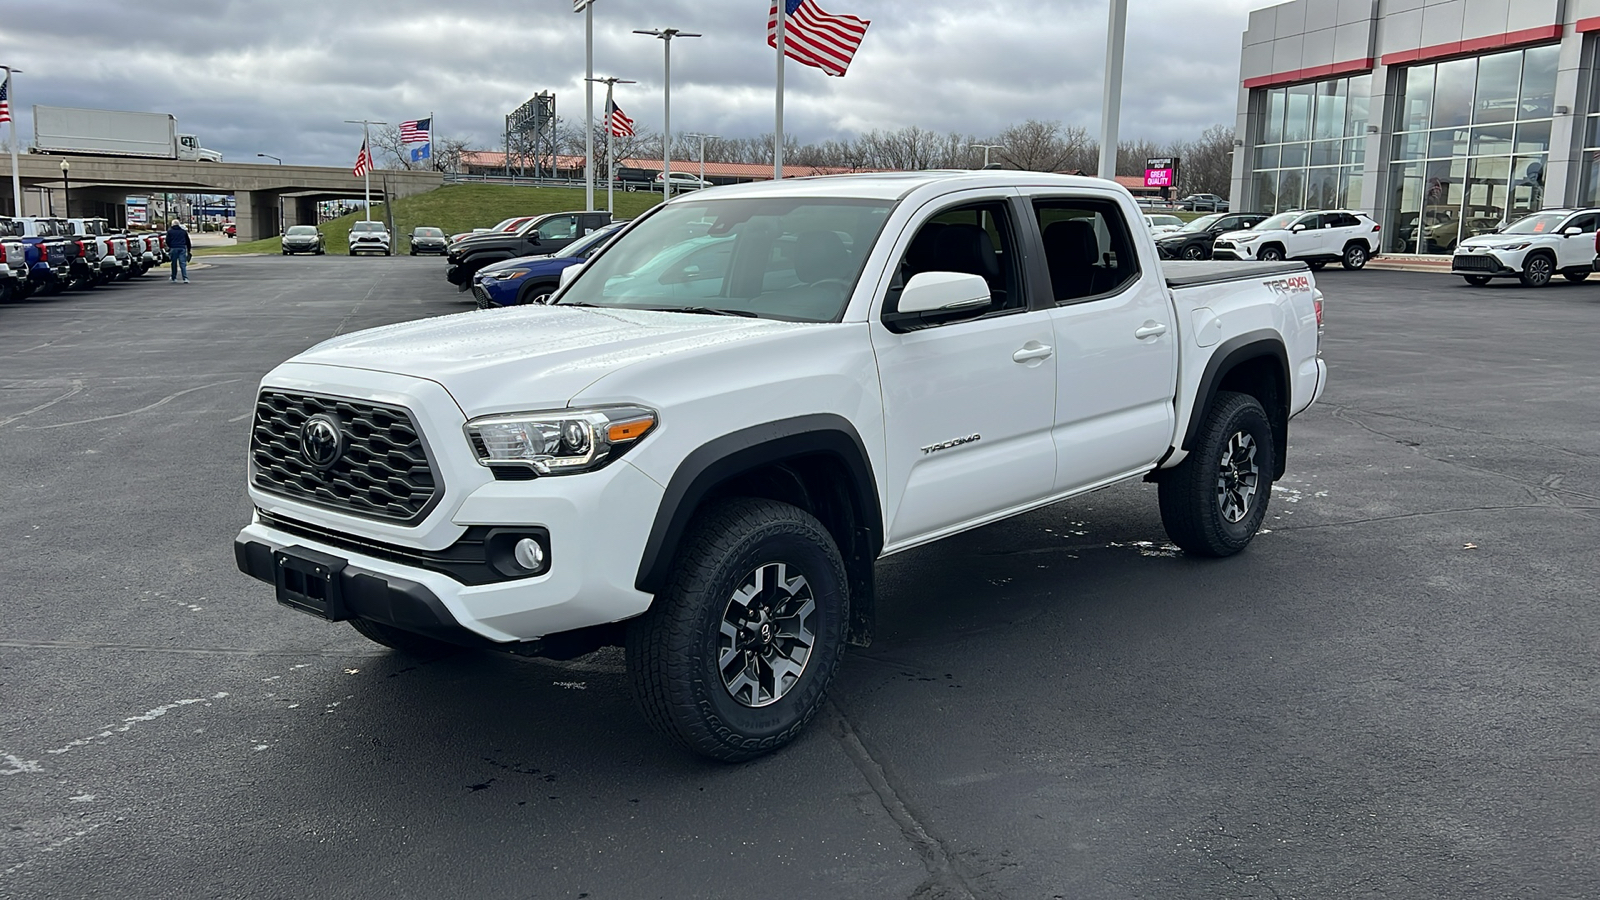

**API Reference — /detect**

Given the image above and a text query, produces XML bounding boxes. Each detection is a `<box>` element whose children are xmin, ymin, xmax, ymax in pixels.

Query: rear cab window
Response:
<box><xmin>1032</xmin><ymin>198</ymin><xmax>1142</xmax><ymax>304</ymax></box>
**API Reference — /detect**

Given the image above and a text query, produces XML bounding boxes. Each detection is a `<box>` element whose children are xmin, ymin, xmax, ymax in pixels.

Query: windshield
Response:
<box><xmin>1500</xmin><ymin>213</ymin><xmax>1567</xmax><ymax>235</ymax></box>
<box><xmin>557</xmin><ymin>197</ymin><xmax>894</xmax><ymax>322</ymax></box>
<box><xmin>1181</xmin><ymin>213</ymin><xmax>1226</xmax><ymax>233</ymax></box>
<box><xmin>287</xmin><ymin>226</ymin><xmax>319</xmax><ymax>236</ymax></box>
<box><xmin>1258</xmin><ymin>212</ymin><xmax>1300</xmax><ymax>231</ymax></box>
<box><xmin>414</xmin><ymin>227</ymin><xmax>444</xmax><ymax>237</ymax></box>
<box><xmin>554</xmin><ymin>224</ymin><xmax>624</xmax><ymax>259</ymax></box>
<box><xmin>352</xmin><ymin>221</ymin><xmax>385</xmax><ymax>232</ymax></box>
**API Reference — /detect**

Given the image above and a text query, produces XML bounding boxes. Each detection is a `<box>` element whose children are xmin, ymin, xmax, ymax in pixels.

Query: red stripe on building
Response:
<box><xmin>1379</xmin><ymin>25</ymin><xmax>1562</xmax><ymax>66</ymax></box>
<box><xmin>1576</xmin><ymin>17</ymin><xmax>1600</xmax><ymax>33</ymax></box>
<box><xmin>1243</xmin><ymin>57</ymin><xmax>1374</xmax><ymax>90</ymax></box>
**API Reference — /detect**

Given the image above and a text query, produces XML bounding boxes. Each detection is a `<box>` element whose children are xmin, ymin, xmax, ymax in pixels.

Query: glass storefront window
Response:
<box><xmin>1284</xmin><ymin>83</ymin><xmax>1313</xmax><ymax>143</ymax></box>
<box><xmin>1249</xmin><ymin>73</ymin><xmax>1373</xmax><ymax>213</ymax></box>
<box><xmin>1521</xmin><ymin>45</ymin><xmax>1559</xmax><ymax>118</ymax></box>
<box><xmin>1399</xmin><ymin>66</ymin><xmax>1435</xmax><ymax>132</ymax></box>
<box><xmin>1514</xmin><ymin>119</ymin><xmax>1551</xmax><ymax>155</ymax></box>
<box><xmin>1263</xmin><ymin>89</ymin><xmax>1286</xmax><ymax>144</ymax></box>
<box><xmin>1472</xmin><ymin>52</ymin><xmax>1522</xmax><ymax>124</ymax></box>
<box><xmin>1347</xmin><ymin>75</ymin><xmax>1372</xmax><ymax>134</ymax></box>
<box><xmin>1313</xmin><ymin>80</ymin><xmax>1347</xmax><ymax>141</ymax></box>
<box><xmin>1432</xmin><ymin>58</ymin><xmax>1477</xmax><ymax>129</ymax></box>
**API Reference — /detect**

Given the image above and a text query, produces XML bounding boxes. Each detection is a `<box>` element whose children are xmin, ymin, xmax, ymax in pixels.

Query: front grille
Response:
<box><xmin>472</xmin><ymin>284</ymin><xmax>493</xmax><ymax>308</ymax></box>
<box><xmin>1452</xmin><ymin>255</ymin><xmax>1496</xmax><ymax>271</ymax></box>
<box><xmin>251</xmin><ymin>391</ymin><xmax>440</xmax><ymax>524</ymax></box>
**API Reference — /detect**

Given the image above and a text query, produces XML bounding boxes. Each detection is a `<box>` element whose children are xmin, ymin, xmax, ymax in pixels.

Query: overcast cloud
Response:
<box><xmin>0</xmin><ymin>0</ymin><xmax>1275</xmax><ymax>166</ymax></box>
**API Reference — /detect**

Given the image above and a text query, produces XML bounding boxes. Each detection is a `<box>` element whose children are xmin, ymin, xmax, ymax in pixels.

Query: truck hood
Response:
<box><xmin>291</xmin><ymin>305</ymin><xmax>804</xmax><ymax>414</ymax></box>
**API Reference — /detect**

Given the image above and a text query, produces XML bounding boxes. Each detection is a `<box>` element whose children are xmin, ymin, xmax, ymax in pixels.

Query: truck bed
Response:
<box><xmin>1163</xmin><ymin>260</ymin><xmax>1310</xmax><ymax>288</ymax></box>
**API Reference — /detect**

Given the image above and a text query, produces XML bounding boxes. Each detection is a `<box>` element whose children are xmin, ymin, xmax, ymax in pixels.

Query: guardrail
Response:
<box><xmin>442</xmin><ymin>173</ymin><xmax>663</xmax><ymax>193</ymax></box>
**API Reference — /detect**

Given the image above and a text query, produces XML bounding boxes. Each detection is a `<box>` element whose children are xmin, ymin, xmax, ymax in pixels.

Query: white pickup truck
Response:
<box><xmin>234</xmin><ymin>172</ymin><xmax>1327</xmax><ymax>761</ymax></box>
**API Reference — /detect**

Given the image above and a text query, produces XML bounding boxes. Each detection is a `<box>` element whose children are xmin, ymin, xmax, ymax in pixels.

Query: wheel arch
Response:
<box><xmin>635</xmin><ymin>414</ymin><xmax>884</xmax><ymax>646</ymax></box>
<box><xmin>515</xmin><ymin>277</ymin><xmax>561</xmax><ymax>305</ymax></box>
<box><xmin>1183</xmin><ymin>331</ymin><xmax>1292</xmax><ymax>479</ymax></box>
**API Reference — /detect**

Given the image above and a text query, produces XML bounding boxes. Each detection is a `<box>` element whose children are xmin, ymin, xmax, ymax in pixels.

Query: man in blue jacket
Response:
<box><xmin>166</xmin><ymin>219</ymin><xmax>191</xmax><ymax>283</ymax></box>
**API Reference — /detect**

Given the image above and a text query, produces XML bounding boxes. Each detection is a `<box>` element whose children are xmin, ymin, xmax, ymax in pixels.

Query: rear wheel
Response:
<box><xmin>1519</xmin><ymin>254</ymin><xmax>1554</xmax><ymax>287</ymax></box>
<box><xmin>349</xmin><ymin>618</ymin><xmax>463</xmax><ymax>657</ymax></box>
<box><xmin>1158</xmin><ymin>391</ymin><xmax>1275</xmax><ymax>558</ymax></box>
<box><xmin>1562</xmin><ymin>270</ymin><xmax>1589</xmax><ymax>283</ymax></box>
<box><xmin>1341</xmin><ymin>243</ymin><xmax>1370</xmax><ymax>270</ymax></box>
<box><xmin>1463</xmin><ymin>275</ymin><xmax>1492</xmax><ymax>286</ymax></box>
<box><xmin>626</xmin><ymin>498</ymin><xmax>848</xmax><ymax>762</ymax></box>
<box><xmin>1257</xmin><ymin>245</ymin><xmax>1285</xmax><ymax>261</ymax></box>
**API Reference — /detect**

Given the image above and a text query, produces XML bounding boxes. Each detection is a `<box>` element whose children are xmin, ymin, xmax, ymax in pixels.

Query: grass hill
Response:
<box><xmin>198</xmin><ymin>184</ymin><xmax>663</xmax><ymax>256</ymax></box>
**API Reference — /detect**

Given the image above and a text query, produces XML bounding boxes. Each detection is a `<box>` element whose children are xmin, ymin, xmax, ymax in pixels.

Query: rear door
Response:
<box><xmin>1026</xmin><ymin>189</ymin><xmax>1179</xmax><ymax>492</ymax></box>
<box><xmin>870</xmin><ymin>190</ymin><xmax>1059</xmax><ymax>547</ymax></box>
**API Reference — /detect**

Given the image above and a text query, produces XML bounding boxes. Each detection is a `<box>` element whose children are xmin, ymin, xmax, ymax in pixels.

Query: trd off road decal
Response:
<box><xmin>1263</xmin><ymin>275</ymin><xmax>1311</xmax><ymax>296</ymax></box>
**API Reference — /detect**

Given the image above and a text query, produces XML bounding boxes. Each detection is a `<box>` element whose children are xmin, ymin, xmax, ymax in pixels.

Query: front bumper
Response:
<box><xmin>1210</xmin><ymin>240</ymin><xmax>1256</xmax><ymax>260</ymax></box>
<box><xmin>283</xmin><ymin>242</ymin><xmax>320</xmax><ymax>252</ymax></box>
<box><xmin>1452</xmin><ymin>251</ymin><xmax>1518</xmax><ymax>276</ymax></box>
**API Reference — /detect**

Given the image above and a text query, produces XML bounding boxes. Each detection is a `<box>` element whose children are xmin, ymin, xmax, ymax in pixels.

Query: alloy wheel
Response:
<box><xmin>718</xmin><ymin>562</ymin><xmax>817</xmax><ymax>708</ymax></box>
<box><xmin>1216</xmin><ymin>431</ymin><xmax>1260</xmax><ymax>524</ymax></box>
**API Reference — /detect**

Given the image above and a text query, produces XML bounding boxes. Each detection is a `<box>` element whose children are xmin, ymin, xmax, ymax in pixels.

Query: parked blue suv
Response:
<box><xmin>472</xmin><ymin>221</ymin><xmax>626</xmax><ymax>309</ymax></box>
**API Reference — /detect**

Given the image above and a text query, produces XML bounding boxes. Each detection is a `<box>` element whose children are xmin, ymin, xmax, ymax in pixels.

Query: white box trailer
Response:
<box><xmin>32</xmin><ymin>106</ymin><xmax>219</xmax><ymax>161</ymax></box>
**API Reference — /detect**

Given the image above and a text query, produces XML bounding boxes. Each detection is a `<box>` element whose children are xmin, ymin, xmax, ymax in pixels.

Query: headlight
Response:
<box><xmin>1494</xmin><ymin>243</ymin><xmax>1531</xmax><ymax>251</ymax></box>
<box><xmin>1234</xmin><ymin>234</ymin><xmax>1262</xmax><ymax>243</ymax></box>
<box><xmin>487</xmin><ymin>268</ymin><xmax>530</xmax><ymax>281</ymax></box>
<box><xmin>464</xmin><ymin>406</ymin><xmax>657</xmax><ymax>475</ymax></box>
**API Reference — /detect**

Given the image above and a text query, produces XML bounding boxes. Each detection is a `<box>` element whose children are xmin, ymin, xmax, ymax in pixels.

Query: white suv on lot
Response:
<box><xmin>347</xmin><ymin>221</ymin><xmax>392</xmax><ymax>256</ymax></box>
<box><xmin>1451</xmin><ymin>208</ymin><xmax>1600</xmax><ymax>288</ymax></box>
<box><xmin>1212</xmin><ymin>209</ymin><xmax>1381</xmax><ymax>271</ymax></box>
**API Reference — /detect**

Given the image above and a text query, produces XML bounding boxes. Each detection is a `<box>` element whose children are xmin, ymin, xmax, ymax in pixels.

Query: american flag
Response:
<box><xmin>353</xmin><ymin>140</ymin><xmax>373</xmax><ymax>177</ymax></box>
<box><xmin>399</xmin><ymin>117</ymin><xmax>431</xmax><ymax>144</ymax></box>
<box><xmin>0</xmin><ymin>77</ymin><xmax>10</xmax><ymax>125</ymax></box>
<box><xmin>766</xmin><ymin>0</ymin><xmax>870</xmax><ymax>78</ymax></box>
<box><xmin>608</xmin><ymin>101</ymin><xmax>635</xmax><ymax>137</ymax></box>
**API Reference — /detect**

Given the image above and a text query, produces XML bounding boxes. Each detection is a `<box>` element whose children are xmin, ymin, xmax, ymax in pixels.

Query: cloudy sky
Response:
<box><xmin>1</xmin><ymin>0</ymin><xmax>1276</xmax><ymax>166</ymax></box>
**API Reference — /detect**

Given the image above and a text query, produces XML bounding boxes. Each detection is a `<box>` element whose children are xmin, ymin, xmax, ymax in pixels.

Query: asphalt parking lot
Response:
<box><xmin>2</xmin><ymin>257</ymin><xmax>1597</xmax><ymax>899</ymax></box>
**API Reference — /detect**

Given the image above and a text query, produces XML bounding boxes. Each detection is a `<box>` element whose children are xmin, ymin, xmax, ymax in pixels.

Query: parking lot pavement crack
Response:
<box><xmin>0</xmin><ymin>379</ymin><xmax>85</xmax><ymax>429</ymax></box>
<box><xmin>827</xmin><ymin>700</ymin><xmax>979</xmax><ymax>900</ymax></box>
<box><xmin>16</xmin><ymin>379</ymin><xmax>240</xmax><ymax>430</ymax></box>
<box><xmin>332</xmin><ymin>274</ymin><xmax>387</xmax><ymax>337</ymax></box>
<box><xmin>1275</xmin><ymin>503</ymin><xmax>1600</xmax><ymax>532</ymax></box>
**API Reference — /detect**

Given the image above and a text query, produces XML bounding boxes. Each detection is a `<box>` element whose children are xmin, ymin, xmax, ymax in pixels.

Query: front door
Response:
<box><xmin>1284</xmin><ymin>213</ymin><xmax>1325</xmax><ymax>257</ymax></box>
<box><xmin>871</xmin><ymin>193</ymin><xmax>1058</xmax><ymax>548</ymax></box>
<box><xmin>1028</xmin><ymin>191</ymin><xmax>1179</xmax><ymax>491</ymax></box>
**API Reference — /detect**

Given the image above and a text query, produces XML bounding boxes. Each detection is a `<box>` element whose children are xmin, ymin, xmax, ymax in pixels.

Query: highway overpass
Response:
<box><xmin>1</xmin><ymin>155</ymin><xmax>443</xmax><ymax>241</ymax></box>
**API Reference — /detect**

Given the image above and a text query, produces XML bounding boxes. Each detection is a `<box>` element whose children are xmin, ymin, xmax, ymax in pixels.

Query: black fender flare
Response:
<box><xmin>634</xmin><ymin>414</ymin><xmax>883</xmax><ymax>596</ymax></box>
<box><xmin>1183</xmin><ymin>330</ymin><xmax>1291</xmax><ymax>476</ymax></box>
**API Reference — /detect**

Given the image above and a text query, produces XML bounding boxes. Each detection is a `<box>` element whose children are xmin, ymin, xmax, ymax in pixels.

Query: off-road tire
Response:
<box><xmin>349</xmin><ymin>618</ymin><xmax>462</xmax><ymax>657</ymax></box>
<box><xmin>1519</xmin><ymin>253</ymin><xmax>1554</xmax><ymax>287</ymax></box>
<box><xmin>626</xmin><ymin>498</ymin><xmax>848</xmax><ymax>762</ymax></box>
<box><xmin>1159</xmin><ymin>391</ymin><xmax>1275</xmax><ymax>558</ymax></box>
<box><xmin>1463</xmin><ymin>275</ymin><xmax>1492</xmax><ymax>286</ymax></box>
<box><xmin>1257</xmin><ymin>245</ymin><xmax>1285</xmax><ymax>261</ymax></box>
<box><xmin>1562</xmin><ymin>270</ymin><xmax>1589</xmax><ymax>283</ymax></box>
<box><xmin>1341</xmin><ymin>242</ymin><xmax>1369</xmax><ymax>270</ymax></box>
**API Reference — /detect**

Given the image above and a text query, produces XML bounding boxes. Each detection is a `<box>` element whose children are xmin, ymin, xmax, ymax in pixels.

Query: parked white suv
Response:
<box><xmin>1451</xmin><ymin>208</ymin><xmax>1600</xmax><ymax>287</ymax></box>
<box><xmin>234</xmin><ymin>172</ymin><xmax>1326</xmax><ymax>762</ymax></box>
<box><xmin>1212</xmin><ymin>209</ymin><xmax>1381</xmax><ymax>270</ymax></box>
<box><xmin>347</xmin><ymin>221</ymin><xmax>392</xmax><ymax>256</ymax></box>
<box><xmin>656</xmin><ymin>171</ymin><xmax>712</xmax><ymax>193</ymax></box>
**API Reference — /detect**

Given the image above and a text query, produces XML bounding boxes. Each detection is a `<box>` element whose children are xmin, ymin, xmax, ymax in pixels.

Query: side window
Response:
<box><xmin>536</xmin><ymin>216</ymin><xmax>578</xmax><ymax>240</ymax></box>
<box><xmin>1328</xmin><ymin>213</ymin><xmax>1358</xmax><ymax>228</ymax></box>
<box><xmin>883</xmin><ymin>200</ymin><xmax>1024</xmax><ymax>329</ymax></box>
<box><xmin>1296</xmin><ymin>214</ymin><xmax>1323</xmax><ymax>231</ymax></box>
<box><xmin>1033</xmin><ymin>198</ymin><xmax>1142</xmax><ymax>304</ymax></box>
<box><xmin>1566</xmin><ymin>214</ymin><xmax>1598</xmax><ymax>234</ymax></box>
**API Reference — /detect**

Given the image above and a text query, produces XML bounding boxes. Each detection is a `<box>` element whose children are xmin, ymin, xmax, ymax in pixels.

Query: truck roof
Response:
<box><xmin>671</xmin><ymin>170</ymin><xmax>1131</xmax><ymax>202</ymax></box>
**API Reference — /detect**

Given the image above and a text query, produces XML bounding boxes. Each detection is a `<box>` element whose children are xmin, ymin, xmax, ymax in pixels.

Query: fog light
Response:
<box><xmin>513</xmin><ymin>538</ymin><xmax>546</xmax><ymax>571</ymax></box>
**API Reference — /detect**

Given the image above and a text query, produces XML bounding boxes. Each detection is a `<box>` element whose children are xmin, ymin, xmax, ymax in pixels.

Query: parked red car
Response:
<box><xmin>224</xmin><ymin>224</ymin><xmax>236</xmax><ymax>238</ymax></box>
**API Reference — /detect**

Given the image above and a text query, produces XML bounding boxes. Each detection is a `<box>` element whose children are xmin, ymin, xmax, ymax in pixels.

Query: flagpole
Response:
<box><xmin>584</xmin><ymin>0</ymin><xmax>595</xmax><ymax>211</ymax></box>
<box><xmin>363</xmin><ymin>121</ymin><xmax>371</xmax><ymax>215</ymax></box>
<box><xmin>605</xmin><ymin>81</ymin><xmax>615</xmax><ymax>215</ymax></box>
<box><xmin>774</xmin><ymin>4</ymin><xmax>786</xmax><ymax>180</ymax></box>
<box><xmin>3</xmin><ymin>67</ymin><xmax>21</xmax><ymax>217</ymax></box>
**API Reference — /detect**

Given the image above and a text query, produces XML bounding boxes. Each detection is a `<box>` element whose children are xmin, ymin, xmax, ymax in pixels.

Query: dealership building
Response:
<box><xmin>1230</xmin><ymin>0</ymin><xmax>1600</xmax><ymax>254</ymax></box>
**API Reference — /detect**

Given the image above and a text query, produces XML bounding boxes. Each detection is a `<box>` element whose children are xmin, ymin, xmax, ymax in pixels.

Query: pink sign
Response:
<box><xmin>1145</xmin><ymin>168</ymin><xmax>1174</xmax><ymax>188</ymax></box>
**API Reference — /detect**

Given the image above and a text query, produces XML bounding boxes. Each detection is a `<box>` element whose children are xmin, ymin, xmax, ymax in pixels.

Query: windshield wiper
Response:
<box><xmin>644</xmin><ymin>305</ymin><xmax>758</xmax><ymax>318</ymax></box>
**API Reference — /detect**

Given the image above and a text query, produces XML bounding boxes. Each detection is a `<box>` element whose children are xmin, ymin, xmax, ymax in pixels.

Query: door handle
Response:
<box><xmin>1134</xmin><ymin>322</ymin><xmax>1168</xmax><ymax>339</ymax></box>
<box><xmin>1012</xmin><ymin>343</ymin><xmax>1054</xmax><ymax>363</ymax></box>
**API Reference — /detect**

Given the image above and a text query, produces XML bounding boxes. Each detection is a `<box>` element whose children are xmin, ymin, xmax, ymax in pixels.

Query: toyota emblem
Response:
<box><xmin>301</xmin><ymin>414</ymin><xmax>344</xmax><ymax>470</ymax></box>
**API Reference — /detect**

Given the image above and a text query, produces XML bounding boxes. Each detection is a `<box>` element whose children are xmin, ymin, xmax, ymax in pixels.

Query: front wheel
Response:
<box><xmin>1519</xmin><ymin>254</ymin><xmax>1554</xmax><ymax>287</ymax></box>
<box><xmin>1341</xmin><ymin>243</ymin><xmax>1369</xmax><ymax>270</ymax></box>
<box><xmin>1257</xmin><ymin>245</ymin><xmax>1285</xmax><ymax>262</ymax></box>
<box><xmin>1563</xmin><ymin>270</ymin><xmax>1590</xmax><ymax>283</ymax></box>
<box><xmin>626</xmin><ymin>498</ymin><xmax>848</xmax><ymax>762</ymax></box>
<box><xmin>1463</xmin><ymin>275</ymin><xmax>1492</xmax><ymax>286</ymax></box>
<box><xmin>1182</xmin><ymin>244</ymin><xmax>1206</xmax><ymax>260</ymax></box>
<box><xmin>1158</xmin><ymin>391</ymin><xmax>1275</xmax><ymax>558</ymax></box>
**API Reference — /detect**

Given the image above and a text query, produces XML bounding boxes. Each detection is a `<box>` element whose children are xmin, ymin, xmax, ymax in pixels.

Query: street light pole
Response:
<box><xmin>969</xmin><ymin>143</ymin><xmax>1005</xmax><ymax>169</ymax></box>
<box><xmin>587</xmin><ymin>76</ymin><xmax>637</xmax><ymax>215</ymax></box>
<box><xmin>578</xmin><ymin>0</ymin><xmax>597</xmax><ymax>211</ymax></box>
<box><xmin>1097</xmin><ymin>0</ymin><xmax>1129</xmax><ymax>181</ymax></box>
<box><xmin>634</xmin><ymin>28</ymin><xmax>701</xmax><ymax>201</ymax></box>
<box><xmin>59</xmin><ymin>159</ymin><xmax>70</xmax><ymax>219</ymax></box>
<box><xmin>685</xmin><ymin>133</ymin><xmax>718</xmax><ymax>185</ymax></box>
<box><xmin>256</xmin><ymin>153</ymin><xmax>282</xmax><ymax>165</ymax></box>
<box><xmin>1</xmin><ymin>66</ymin><xmax>22</xmax><ymax>217</ymax></box>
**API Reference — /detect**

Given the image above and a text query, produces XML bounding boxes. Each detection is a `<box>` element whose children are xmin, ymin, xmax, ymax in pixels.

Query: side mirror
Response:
<box><xmin>897</xmin><ymin>271</ymin><xmax>992</xmax><ymax>315</ymax></box>
<box><xmin>1563</xmin><ymin>226</ymin><xmax>1583</xmax><ymax>236</ymax></box>
<box><xmin>1292</xmin><ymin>224</ymin><xmax>1307</xmax><ymax>233</ymax></box>
<box><xmin>557</xmin><ymin>263</ymin><xmax>584</xmax><ymax>290</ymax></box>
<box><xmin>528</xmin><ymin>233</ymin><xmax>542</xmax><ymax>245</ymax></box>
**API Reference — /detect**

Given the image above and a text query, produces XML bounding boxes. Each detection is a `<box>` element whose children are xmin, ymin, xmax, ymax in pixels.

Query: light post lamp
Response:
<box><xmin>969</xmin><ymin>143</ymin><xmax>1006</xmax><ymax>169</ymax></box>
<box><xmin>59</xmin><ymin>158</ymin><xmax>70</xmax><ymax>219</ymax></box>
<box><xmin>258</xmin><ymin>154</ymin><xmax>285</xmax><ymax>237</ymax></box>
<box><xmin>685</xmin><ymin>132</ymin><xmax>718</xmax><ymax>186</ymax></box>
<box><xmin>633</xmin><ymin>27</ymin><xmax>701</xmax><ymax>200</ymax></box>
<box><xmin>256</xmin><ymin>153</ymin><xmax>282</xmax><ymax>165</ymax></box>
